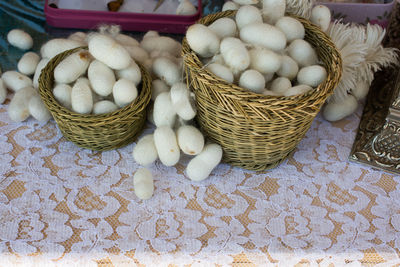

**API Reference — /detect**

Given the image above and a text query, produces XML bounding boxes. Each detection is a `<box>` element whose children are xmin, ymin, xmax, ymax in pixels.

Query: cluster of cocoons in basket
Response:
<box><xmin>186</xmin><ymin>2</ymin><xmax>329</xmax><ymax>97</ymax></box>
<box><xmin>52</xmin><ymin>34</ymin><xmax>142</xmax><ymax>115</ymax></box>
<box><xmin>1</xmin><ymin>26</ymin><xmax>223</xmax><ymax>201</ymax></box>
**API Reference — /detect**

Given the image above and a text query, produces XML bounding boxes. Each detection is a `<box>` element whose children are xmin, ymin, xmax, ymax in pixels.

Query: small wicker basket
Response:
<box><xmin>38</xmin><ymin>47</ymin><xmax>151</xmax><ymax>151</ymax></box>
<box><xmin>182</xmin><ymin>11</ymin><xmax>342</xmax><ymax>171</ymax></box>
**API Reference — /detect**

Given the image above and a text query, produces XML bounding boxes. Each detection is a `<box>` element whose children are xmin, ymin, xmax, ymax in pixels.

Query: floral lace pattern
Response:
<box><xmin>0</xmin><ymin>101</ymin><xmax>400</xmax><ymax>266</ymax></box>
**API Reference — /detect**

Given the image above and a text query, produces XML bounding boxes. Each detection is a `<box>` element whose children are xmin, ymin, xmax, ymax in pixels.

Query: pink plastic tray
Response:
<box><xmin>317</xmin><ymin>0</ymin><xmax>395</xmax><ymax>28</ymax></box>
<box><xmin>44</xmin><ymin>0</ymin><xmax>202</xmax><ymax>34</ymax></box>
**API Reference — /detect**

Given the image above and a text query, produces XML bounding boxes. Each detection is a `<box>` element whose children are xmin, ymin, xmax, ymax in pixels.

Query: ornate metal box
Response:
<box><xmin>350</xmin><ymin>69</ymin><xmax>400</xmax><ymax>174</ymax></box>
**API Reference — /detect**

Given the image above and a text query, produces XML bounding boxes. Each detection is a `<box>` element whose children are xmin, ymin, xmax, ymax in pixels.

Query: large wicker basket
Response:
<box><xmin>182</xmin><ymin>11</ymin><xmax>342</xmax><ymax>171</ymax></box>
<box><xmin>38</xmin><ymin>47</ymin><xmax>151</xmax><ymax>151</ymax></box>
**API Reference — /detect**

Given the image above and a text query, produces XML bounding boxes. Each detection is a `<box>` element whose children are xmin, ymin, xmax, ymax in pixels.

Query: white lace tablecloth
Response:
<box><xmin>1</xmin><ymin>99</ymin><xmax>400</xmax><ymax>267</ymax></box>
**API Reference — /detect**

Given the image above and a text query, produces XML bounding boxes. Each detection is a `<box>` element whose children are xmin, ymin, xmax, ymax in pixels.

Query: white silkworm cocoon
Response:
<box><xmin>276</xmin><ymin>55</ymin><xmax>298</xmax><ymax>80</ymax></box>
<box><xmin>233</xmin><ymin>0</ymin><xmax>258</xmax><ymax>4</ymax></box>
<box><xmin>88</xmin><ymin>33</ymin><xmax>131</xmax><ymax>70</ymax></box>
<box><xmin>88</xmin><ymin>60</ymin><xmax>115</xmax><ymax>97</ymax></box>
<box><xmin>2</xmin><ymin>71</ymin><xmax>33</xmax><ymax>92</ymax></box>
<box><xmin>152</xmin><ymin>57</ymin><xmax>181</xmax><ymax>86</ymax></box>
<box><xmin>143</xmin><ymin>31</ymin><xmax>159</xmax><ymax>39</ymax></box>
<box><xmin>222</xmin><ymin>1</ymin><xmax>239</xmax><ymax>11</ymax></box>
<box><xmin>249</xmin><ymin>48</ymin><xmax>281</xmax><ymax>74</ymax></box>
<box><xmin>322</xmin><ymin>94</ymin><xmax>358</xmax><ymax>122</ymax></box>
<box><xmin>33</xmin><ymin>58</ymin><xmax>50</xmax><ymax>89</ymax></box>
<box><xmin>153</xmin><ymin>92</ymin><xmax>177</xmax><ymax>127</ymax></box>
<box><xmin>71</xmin><ymin>79</ymin><xmax>93</xmax><ymax>114</ymax></box>
<box><xmin>169</xmin><ymin>82</ymin><xmax>196</xmax><ymax>121</ymax></box>
<box><xmin>283</xmin><ymin>84</ymin><xmax>313</xmax><ymax>97</ymax></box>
<box><xmin>235</xmin><ymin>5</ymin><xmax>263</xmax><ymax>30</ymax></box>
<box><xmin>297</xmin><ymin>65</ymin><xmax>327</xmax><ymax>87</ymax></box>
<box><xmin>68</xmin><ymin>32</ymin><xmax>87</xmax><ymax>43</ymax></box>
<box><xmin>124</xmin><ymin>45</ymin><xmax>149</xmax><ymax>64</ymax></box>
<box><xmin>154</xmin><ymin>125</ymin><xmax>180</xmax><ymax>167</ymax></box>
<box><xmin>0</xmin><ymin>79</ymin><xmax>7</xmax><ymax>104</ymax></box>
<box><xmin>17</xmin><ymin>52</ymin><xmax>40</xmax><ymax>76</ymax></box>
<box><xmin>287</xmin><ymin>39</ymin><xmax>318</xmax><ymax>67</ymax></box>
<box><xmin>8</xmin><ymin>86</ymin><xmax>36</xmax><ymax>122</ymax></box>
<box><xmin>176</xmin><ymin>0</ymin><xmax>197</xmax><ymax>15</ymax></box>
<box><xmin>40</xmin><ymin>38</ymin><xmax>84</xmax><ymax>59</ymax></box>
<box><xmin>206</xmin><ymin>63</ymin><xmax>234</xmax><ymax>83</ymax></box>
<box><xmin>270</xmin><ymin>77</ymin><xmax>291</xmax><ymax>94</ymax></box>
<box><xmin>54</xmin><ymin>50</ymin><xmax>91</xmax><ymax>84</ymax></box>
<box><xmin>53</xmin><ymin>84</ymin><xmax>72</xmax><ymax>109</ymax></box>
<box><xmin>76</xmin><ymin>77</ymin><xmax>90</xmax><ymax>86</ymax></box>
<box><xmin>186</xmin><ymin>24</ymin><xmax>220</xmax><ymax>58</ymax></box>
<box><xmin>151</xmin><ymin>79</ymin><xmax>170</xmax><ymax>101</ymax></box>
<box><xmin>116</xmin><ymin>61</ymin><xmax>142</xmax><ymax>86</ymax></box>
<box><xmin>169</xmin><ymin>82</ymin><xmax>188</xmax><ymax>105</ymax></box>
<box><xmin>210</xmin><ymin>54</ymin><xmax>225</xmax><ymax>65</ymax></box>
<box><xmin>177</xmin><ymin>97</ymin><xmax>196</xmax><ymax>121</ymax></box>
<box><xmin>220</xmin><ymin>37</ymin><xmax>250</xmax><ymax>74</ymax></box>
<box><xmin>239</xmin><ymin>69</ymin><xmax>265</xmax><ymax>93</ymax></box>
<box><xmin>112</xmin><ymin>78</ymin><xmax>138</xmax><ymax>108</ymax></box>
<box><xmin>133</xmin><ymin>168</ymin><xmax>154</xmax><ymax>200</ymax></box>
<box><xmin>186</xmin><ymin>143</ymin><xmax>223</xmax><ymax>181</ymax></box>
<box><xmin>240</xmin><ymin>22</ymin><xmax>287</xmax><ymax>52</ymax></box>
<box><xmin>93</xmin><ymin>100</ymin><xmax>118</xmax><ymax>115</ymax></box>
<box><xmin>150</xmin><ymin>50</ymin><xmax>172</xmax><ymax>60</ymax></box>
<box><xmin>114</xmin><ymin>33</ymin><xmax>139</xmax><ymax>47</ymax></box>
<box><xmin>7</xmin><ymin>29</ymin><xmax>33</xmax><ymax>50</ymax></box>
<box><xmin>140</xmin><ymin>36</ymin><xmax>182</xmax><ymax>57</ymax></box>
<box><xmin>260</xmin><ymin>0</ymin><xmax>286</xmax><ymax>24</ymax></box>
<box><xmin>177</xmin><ymin>125</ymin><xmax>204</xmax><ymax>156</ymax></box>
<box><xmin>28</xmin><ymin>94</ymin><xmax>52</xmax><ymax>122</ymax></box>
<box><xmin>310</xmin><ymin>5</ymin><xmax>331</xmax><ymax>32</ymax></box>
<box><xmin>352</xmin><ymin>80</ymin><xmax>370</xmax><ymax>100</ymax></box>
<box><xmin>132</xmin><ymin>134</ymin><xmax>158</xmax><ymax>166</ymax></box>
<box><xmin>208</xmin><ymin>18</ymin><xmax>237</xmax><ymax>39</ymax></box>
<box><xmin>275</xmin><ymin>16</ymin><xmax>305</xmax><ymax>42</ymax></box>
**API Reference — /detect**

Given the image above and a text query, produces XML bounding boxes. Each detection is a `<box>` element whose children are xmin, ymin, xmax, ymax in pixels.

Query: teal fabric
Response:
<box><xmin>0</xmin><ymin>0</ymin><xmax>224</xmax><ymax>72</ymax></box>
<box><xmin>203</xmin><ymin>0</ymin><xmax>225</xmax><ymax>15</ymax></box>
<box><xmin>0</xmin><ymin>0</ymin><xmax>48</xmax><ymax>71</ymax></box>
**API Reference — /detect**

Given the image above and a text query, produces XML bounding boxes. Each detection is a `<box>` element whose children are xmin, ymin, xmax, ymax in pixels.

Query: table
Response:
<box><xmin>1</xmin><ymin>1</ymin><xmax>400</xmax><ymax>266</ymax></box>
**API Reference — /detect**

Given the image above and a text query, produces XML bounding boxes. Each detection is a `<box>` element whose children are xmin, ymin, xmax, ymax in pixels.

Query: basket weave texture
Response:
<box><xmin>38</xmin><ymin>47</ymin><xmax>151</xmax><ymax>151</ymax></box>
<box><xmin>182</xmin><ymin>11</ymin><xmax>342</xmax><ymax>171</ymax></box>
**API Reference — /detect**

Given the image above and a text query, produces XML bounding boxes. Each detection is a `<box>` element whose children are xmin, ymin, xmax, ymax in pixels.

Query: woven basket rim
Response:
<box><xmin>182</xmin><ymin>10</ymin><xmax>342</xmax><ymax>109</ymax></box>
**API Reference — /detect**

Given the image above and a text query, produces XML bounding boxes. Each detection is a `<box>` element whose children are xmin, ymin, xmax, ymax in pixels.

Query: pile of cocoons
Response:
<box><xmin>1</xmin><ymin>25</ymin><xmax>223</xmax><ymax>201</ymax></box>
<box><xmin>1</xmin><ymin>29</ymin><xmax>52</xmax><ymax>122</ymax></box>
<box><xmin>132</xmin><ymin>31</ymin><xmax>223</xmax><ymax>200</ymax></box>
<box><xmin>185</xmin><ymin>2</ymin><xmax>328</xmax><ymax>97</ymax></box>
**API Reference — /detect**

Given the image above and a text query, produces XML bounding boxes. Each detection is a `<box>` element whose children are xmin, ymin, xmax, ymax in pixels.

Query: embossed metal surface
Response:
<box><xmin>349</xmin><ymin>5</ymin><xmax>400</xmax><ymax>174</ymax></box>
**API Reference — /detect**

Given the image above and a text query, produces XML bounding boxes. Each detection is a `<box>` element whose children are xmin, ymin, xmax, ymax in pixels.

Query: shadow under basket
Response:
<box><xmin>182</xmin><ymin>11</ymin><xmax>342</xmax><ymax>171</ymax></box>
<box><xmin>38</xmin><ymin>47</ymin><xmax>151</xmax><ymax>151</ymax></box>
